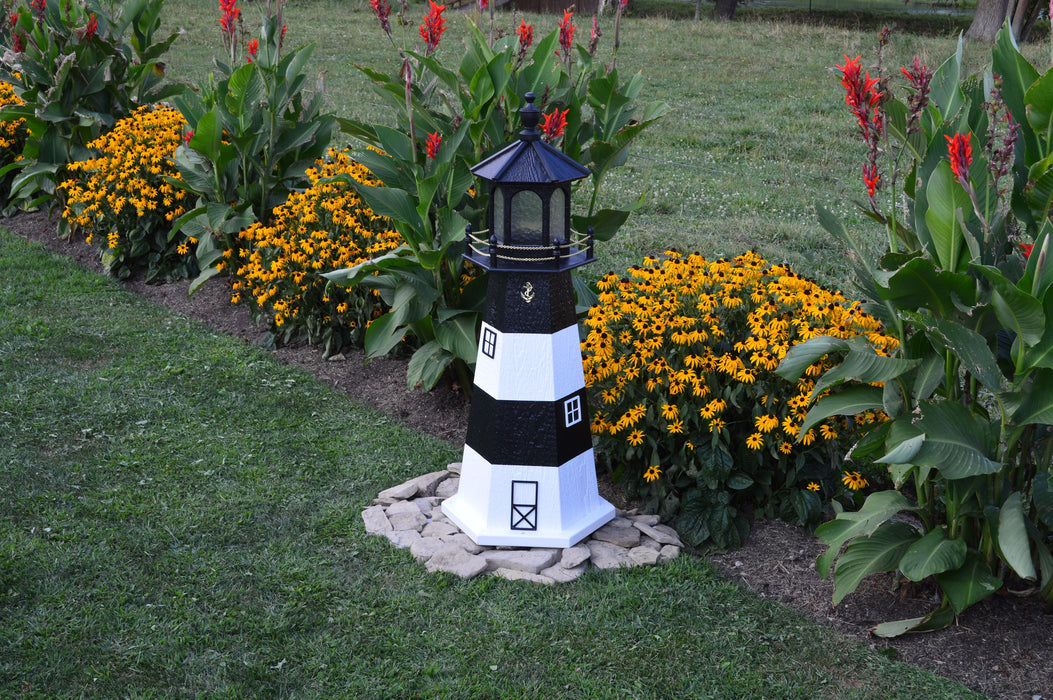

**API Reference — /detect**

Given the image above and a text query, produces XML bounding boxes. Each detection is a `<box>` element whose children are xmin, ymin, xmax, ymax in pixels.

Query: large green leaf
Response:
<box><xmin>872</xmin><ymin>605</ymin><xmax>955</xmax><ymax>637</ymax></box>
<box><xmin>799</xmin><ymin>385</ymin><xmax>885</xmax><ymax>436</ymax></box>
<box><xmin>877</xmin><ymin>256</ymin><xmax>975</xmax><ymax>314</ymax></box>
<box><xmin>832</xmin><ymin>521</ymin><xmax>919</xmax><ymax>604</ymax></box>
<box><xmin>354</xmin><ymin>183</ymin><xmax>424</xmax><ymax>236</ymax></box>
<box><xmin>994</xmin><ymin>24</ymin><xmax>1041</xmax><ymax>160</ymax></box>
<box><xmin>1017</xmin><ymin>287</ymin><xmax>1053</xmax><ymax>374</ymax></box>
<box><xmin>406</xmin><ymin>340</ymin><xmax>453</xmax><ymax>391</ymax></box>
<box><xmin>924</xmin><ymin>161</ymin><xmax>972</xmax><ymax>273</ymax></box>
<box><xmin>811</xmin><ymin>338</ymin><xmax>920</xmax><ymax>397</ymax></box>
<box><xmin>975</xmin><ymin>265</ymin><xmax>1045</xmax><ymax>347</ymax></box>
<box><xmin>935</xmin><ymin>552</ymin><xmax>1002</xmax><ymax>614</ymax></box>
<box><xmin>899</xmin><ymin>527</ymin><xmax>966</xmax><ymax>581</ymax></box>
<box><xmin>434</xmin><ymin>311</ymin><xmax>479</xmax><ymax>364</ymax></box>
<box><xmin>1034</xmin><ymin>472</ymin><xmax>1053</xmax><ymax>528</ymax></box>
<box><xmin>1002</xmin><ymin>368</ymin><xmax>1053</xmax><ymax>425</ymax></box>
<box><xmin>929</xmin><ymin>33</ymin><xmax>964</xmax><ymax>120</ymax></box>
<box><xmin>998</xmin><ymin>492</ymin><xmax>1037</xmax><ymax>581</ymax></box>
<box><xmin>908</xmin><ymin>400</ymin><xmax>1000</xmax><ymax>479</ymax></box>
<box><xmin>814</xmin><ymin>490</ymin><xmax>915</xmax><ymax>577</ymax></box>
<box><xmin>912</xmin><ymin>312</ymin><xmax>1003</xmax><ymax>394</ymax></box>
<box><xmin>775</xmin><ymin>335</ymin><xmax>848</xmax><ymax>381</ymax></box>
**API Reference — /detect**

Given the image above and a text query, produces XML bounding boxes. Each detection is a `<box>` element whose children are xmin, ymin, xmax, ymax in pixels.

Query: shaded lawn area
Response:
<box><xmin>0</xmin><ymin>229</ymin><xmax>980</xmax><ymax>697</ymax></box>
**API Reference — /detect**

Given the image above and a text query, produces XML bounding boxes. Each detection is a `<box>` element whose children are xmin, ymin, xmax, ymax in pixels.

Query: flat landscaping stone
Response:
<box><xmin>407</xmin><ymin>470</ymin><xmax>450</xmax><ymax>498</ymax></box>
<box><xmin>440</xmin><ymin>533</ymin><xmax>484</xmax><ymax>554</ymax></box>
<box><xmin>361</xmin><ymin>505</ymin><xmax>392</xmax><ymax>535</ymax></box>
<box><xmin>377</xmin><ymin>480</ymin><xmax>419</xmax><ymax>502</ymax></box>
<box><xmin>634</xmin><ymin>521</ymin><xmax>682</xmax><ymax>546</ymax></box>
<box><xmin>480</xmin><ymin>549</ymin><xmax>558</xmax><ymax>574</ymax></box>
<box><xmin>658</xmin><ymin>544</ymin><xmax>680</xmax><ymax>564</ymax></box>
<box><xmin>434</xmin><ymin>477</ymin><xmax>459</xmax><ymax>499</ymax></box>
<box><xmin>587</xmin><ymin>540</ymin><xmax>632</xmax><ymax>570</ymax></box>
<box><xmin>628</xmin><ymin>546</ymin><xmax>660</xmax><ymax>566</ymax></box>
<box><xmin>493</xmin><ymin>568</ymin><xmax>555</xmax><ymax>585</ymax></box>
<box><xmin>410</xmin><ymin>536</ymin><xmax>447</xmax><ymax>563</ymax></box>
<box><xmin>425</xmin><ymin>546</ymin><xmax>488</xmax><ymax>579</ymax></box>
<box><xmin>561</xmin><ymin>543</ymin><xmax>591</xmax><ymax>569</ymax></box>
<box><xmin>541</xmin><ymin>562</ymin><xmax>589</xmax><ymax>583</ymax></box>
<box><xmin>384</xmin><ymin>529</ymin><xmax>421</xmax><ymax>549</ymax></box>
<box><xmin>422</xmin><ymin>521</ymin><xmax>460</xmax><ymax>538</ymax></box>
<box><xmin>591</xmin><ymin>521</ymin><xmax>641</xmax><ymax>548</ymax></box>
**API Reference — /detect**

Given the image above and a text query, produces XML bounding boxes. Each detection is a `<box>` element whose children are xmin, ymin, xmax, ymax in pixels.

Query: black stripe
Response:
<box><xmin>465</xmin><ymin>387</ymin><xmax>592</xmax><ymax>466</ymax></box>
<box><xmin>483</xmin><ymin>270</ymin><xmax>577</xmax><ymax>334</ymax></box>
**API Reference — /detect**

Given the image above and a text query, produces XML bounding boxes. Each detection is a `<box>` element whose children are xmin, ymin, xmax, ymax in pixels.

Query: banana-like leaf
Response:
<box><xmin>935</xmin><ymin>552</ymin><xmax>1002</xmax><ymax>614</ymax></box>
<box><xmin>871</xmin><ymin>605</ymin><xmax>955</xmax><ymax>637</ymax></box>
<box><xmin>799</xmin><ymin>386</ymin><xmax>884</xmax><ymax>436</ymax></box>
<box><xmin>975</xmin><ymin>264</ymin><xmax>1044</xmax><ymax>347</ymax></box>
<box><xmin>999</xmin><ymin>492</ymin><xmax>1037</xmax><ymax>581</ymax></box>
<box><xmin>775</xmin><ymin>335</ymin><xmax>848</xmax><ymax>381</ymax></box>
<box><xmin>811</xmin><ymin>339</ymin><xmax>920</xmax><ymax>397</ymax></box>
<box><xmin>924</xmin><ymin>161</ymin><xmax>972</xmax><ymax>273</ymax></box>
<box><xmin>832</xmin><ymin>521</ymin><xmax>919</xmax><ymax>604</ymax></box>
<box><xmin>407</xmin><ymin>340</ymin><xmax>453</xmax><ymax>391</ymax></box>
<box><xmin>1002</xmin><ymin>368</ymin><xmax>1053</xmax><ymax>425</ymax></box>
<box><xmin>877</xmin><ymin>256</ymin><xmax>975</xmax><ymax>313</ymax></box>
<box><xmin>910</xmin><ymin>400</ymin><xmax>1001</xmax><ymax>479</ymax></box>
<box><xmin>814</xmin><ymin>490</ymin><xmax>915</xmax><ymax>578</ymax></box>
<box><xmin>899</xmin><ymin>527</ymin><xmax>967</xmax><ymax>581</ymax></box>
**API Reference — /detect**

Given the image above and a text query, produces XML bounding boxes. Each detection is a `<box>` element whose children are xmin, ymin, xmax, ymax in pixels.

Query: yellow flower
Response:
<box><xmin>755</xmin><ymin>414</ymin><xmax>778</xmax><ymax>433</ymax></box>
<box><xmin>660</xmin><ymin>403</ymin><xmax>679</xmax><ymax>420</ymax></box>
<box><xmin>627</xmin><ymin>429</ymin><xmax>644</xmax><ymax>446</ymax></box>
<box><xmin>806</xmin><ymin>482</ymin><xmax>820</xmax><ymax>492</ymax></box>
<box><xmin>666</xmin><ymin>419</ymin><xmax>684</xmax><ymax>434</ymax></box>
<box><xmin>746</xmin><ymin>432</ymin><xmax>764</xmax><ymax>450</ymax></box>
<box><xmin>841</xmin><ymin>471</ymin><xmax>869</xmax><ymax>491</ymax></box>
<box><xmin>819</xmin><ymin>424</ymin><xmax>839</xmax><ymax>440</ymax></box>
<box><xmin>643</xmin><ymin>465</ymin><xmax>662</xmax><ymax>482</ymax></box>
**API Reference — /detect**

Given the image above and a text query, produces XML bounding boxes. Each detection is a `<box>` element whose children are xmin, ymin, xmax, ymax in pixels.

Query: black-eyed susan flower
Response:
<box><xmin>842</xmin><ymin>471</ymin><xmax>869</xmax><ymax>491</ymax></box>
<box><xmin>643</xmin><ymin>465</ymin><xmax>662</xmax><ymax>482</ymax></box>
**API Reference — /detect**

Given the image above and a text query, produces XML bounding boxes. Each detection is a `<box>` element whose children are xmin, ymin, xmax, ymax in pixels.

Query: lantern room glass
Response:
<box><xmin>511</xmin><ymin>190</ymin><xmax>545</xmax><ymax>246</ymax></box>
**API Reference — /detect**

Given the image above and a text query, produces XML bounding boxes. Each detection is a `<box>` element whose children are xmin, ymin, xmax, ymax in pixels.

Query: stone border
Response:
<box><xmin>362</xmin><ymin>463</ymin><xmax>683</xmax><ymax>583</ymax></box>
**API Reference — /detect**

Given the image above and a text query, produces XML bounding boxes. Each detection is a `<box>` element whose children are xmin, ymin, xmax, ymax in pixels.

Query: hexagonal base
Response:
<box><xmin>441</xmin><ymin>446</ymin><xmax>615</xmax><ymax>548</ymax></box>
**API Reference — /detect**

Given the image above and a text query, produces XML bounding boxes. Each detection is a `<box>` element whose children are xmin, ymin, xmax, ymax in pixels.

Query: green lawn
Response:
<box><xmin>0</xmin><ymin>226</ymin><xmax>983</xmax><ymax>698</ymax></box>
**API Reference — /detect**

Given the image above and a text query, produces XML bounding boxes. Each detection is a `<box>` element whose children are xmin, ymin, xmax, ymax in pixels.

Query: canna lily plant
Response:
<box><xmin>778</xmin><ymin>26</ymin><xmax>1053</xmax><ymax>635</ymax></box>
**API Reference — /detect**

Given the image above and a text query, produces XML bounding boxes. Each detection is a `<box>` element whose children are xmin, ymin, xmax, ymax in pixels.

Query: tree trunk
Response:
<box><xmin>711</xmin><ymin>0</ymin><xmax>738</xmax><ymax>20</ymax></box>
<box><xmin>965</xmin><ymin>0</ymin><xmax>1012</xmax><ymax>42</ymax></box>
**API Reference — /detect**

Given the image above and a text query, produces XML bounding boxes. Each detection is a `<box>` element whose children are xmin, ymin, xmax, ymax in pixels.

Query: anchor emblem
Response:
<box><xmin>520</xmin><ymin>281</ymin><xmax>535</xmax><ymax>304</ymax></box>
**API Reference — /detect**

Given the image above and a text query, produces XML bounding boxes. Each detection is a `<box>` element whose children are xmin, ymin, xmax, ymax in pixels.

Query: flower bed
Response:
<box><xmin>583</xmin><ymin>250</ymin><xmax>896</xmax><ymax>548</ymax></box>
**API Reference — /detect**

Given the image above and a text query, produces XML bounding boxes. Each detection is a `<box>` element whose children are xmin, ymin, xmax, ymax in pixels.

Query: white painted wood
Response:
<box><xmin>472</xmin><ymin>323</ymin><xmax>585</xmax><ymax>402</ymax></box>
<box><xmin>442</xmin><ymin>445</ymin><xmax>615</xmax><ymax>548</ymax></box>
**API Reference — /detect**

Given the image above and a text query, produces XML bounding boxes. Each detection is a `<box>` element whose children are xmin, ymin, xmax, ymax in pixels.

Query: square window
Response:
<box><xmin>482</xmin><ymin>327</ymin><xmax>497</xmax><ymax>359</ymax></box>
<box><xmin>564</xmin><ymin>396</ymin><xmax>582</xmax><ymax>427</ymax></box>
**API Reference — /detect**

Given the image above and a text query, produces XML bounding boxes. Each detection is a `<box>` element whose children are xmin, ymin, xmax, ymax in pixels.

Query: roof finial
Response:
<box><xmin>519</xmin><ymin>92</ymin><xmax>541</xmax><ymax>142</ymax></box>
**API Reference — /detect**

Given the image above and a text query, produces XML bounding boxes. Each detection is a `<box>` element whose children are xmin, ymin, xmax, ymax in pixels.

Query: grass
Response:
<box><xmin>0</xmin><ymin>2</ymin><xmax>1035</xmax><ymax>696</ymax></box>
<box><xmin>0</xmin><ymin>227</ymin><xmax>983</xmax><ymax>698</ymax></box>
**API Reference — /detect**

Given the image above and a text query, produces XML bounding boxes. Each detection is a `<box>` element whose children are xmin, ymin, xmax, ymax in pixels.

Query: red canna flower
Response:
<box><xmin>540</xmin><ymin>108</ymin><xmax>568</xmax><ymax>142</ymax></box>
<box><xmin>516</xmin><ymin>19</ymin><xmax>533</xmax><ymax>53</ymax></box>
<box><xmin>218</xmin><ymin>0</ymin><xmax>240</xmax><ymax>38</ymax></box>
<box><xmin>30</xmin><ymin>0</ymin><xmax>44</xmax><ymax>21</ymax></box>
<box><xmin>184</xmin><ymin>129</ymin><xmax>194</xmax><ymax>145</ymax></box>
<box><xmin>246</xmin><ymin>37</ymin><xmax>258</xmax><ymax>62</ymax></box>
<box><xmin>1021</xmin><ymin>242</ymin><xmax>1034</xmax><ymax>258</ymax></box>
<box><xmin>946</xmin><ymin>133</ymin><xmax>973</xmax><ymax>185</ymax></box>
<box><xmin>8</xmin><ymin>10</ymin><xmax>18</xmax><ymax>26</ymax></box>
<box><xmin>479</xmin><ymin>0</ymin><xmax>487</xmax><ymax>8</ymax></box>
<box><xmin>280</xmin><ymin>23</ymin><xmax>287</xmax><ymax>46</ymax></box>
<box><xmin>369</xmin><ymin>0</ymin><xmax>391</xmax><ymax>36</ymax></box>
<box><xmin>84</xmin><ymin>13</ymin><xmax>97</xmax><ymax>41</ymax></box>
<box><xmin>557</xmin><ymin>8</ymin><xmax>575</xmax><ymax>61</ymax></box>
<box><xmin>862</xmin><ymin>164</ymin><xmax>880</xmax><ymax>199</ymax></box>
<box><xmin>12</xmin><ymin>30</ymin><xmax>24</xmax><ymax>52</ymax></box>
<box><xmin>419</xmin><ymin>0</ymin><xmax>447</xmax><ymax>56</ymax></box>
<box><xmin>588</xmin><ymin>14</ymin><xmax>601</xmax><ymax>56</ymax></box>
<box><xmin>425</xmin><ymin>131</ymin><xmax>442</xmax><ymax>159</ymax></box>
<box><xmin>836</xmin><ymin>54</ymin><xmax>882</xmax><ymax>139</ymax></box>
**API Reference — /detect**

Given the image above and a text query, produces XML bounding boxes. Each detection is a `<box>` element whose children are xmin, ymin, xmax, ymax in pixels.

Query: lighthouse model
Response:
<box><xmin>441</xmin><ymin>93</ymin><xmax>616</xmax><ymax>547</ymax></box>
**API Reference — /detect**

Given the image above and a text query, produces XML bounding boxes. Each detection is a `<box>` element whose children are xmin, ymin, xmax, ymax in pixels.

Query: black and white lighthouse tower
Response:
<box><xmin>441</xmin><ymin>93</ymin><xmax>615</xmax><ymax>548</ymax></box>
